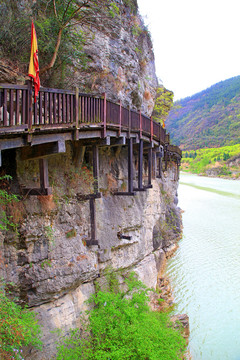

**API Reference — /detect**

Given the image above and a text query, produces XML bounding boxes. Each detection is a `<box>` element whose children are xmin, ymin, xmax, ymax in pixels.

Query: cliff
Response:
<box><xmin>0</xmin><ymin>1</ymin><xmax>183</xmax><ymax>358</ymax></box>
<box><xmin>1</xmin><ymin>145</ymin><xmax>181</xmax><ymax>359</ymax></box>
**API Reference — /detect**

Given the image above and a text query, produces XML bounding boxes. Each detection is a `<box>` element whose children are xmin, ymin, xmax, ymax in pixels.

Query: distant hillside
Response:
<box><xmin>165</xmin><ymin>76</ymin><xmax>240</xmax><ymax>150</ymax></box>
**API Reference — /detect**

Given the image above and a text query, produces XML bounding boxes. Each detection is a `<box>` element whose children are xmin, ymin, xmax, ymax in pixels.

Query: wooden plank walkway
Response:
<box><xmin>0</xmin><ymin>82</ymin><xmax>181</xmax><ymax>157</ymax></box>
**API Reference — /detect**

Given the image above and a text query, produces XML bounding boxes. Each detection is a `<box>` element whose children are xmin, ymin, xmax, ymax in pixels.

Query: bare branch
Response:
<box><xmin>40</xmin><ymin>28</ymin><xmax>63</xmax><ymax>74</ymax></box>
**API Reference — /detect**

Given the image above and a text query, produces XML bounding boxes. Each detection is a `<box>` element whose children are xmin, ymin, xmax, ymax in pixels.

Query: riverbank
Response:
<box><xmin>181</xmin><ymin>144</ymin><xmax>240</xmax><ymax>179</ymax></box>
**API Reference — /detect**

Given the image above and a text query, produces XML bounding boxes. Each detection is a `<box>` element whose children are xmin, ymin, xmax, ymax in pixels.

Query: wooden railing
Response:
<box><xmin>0</xmin><ymin>82</ymin><xmax>181</xmax><ymax>157</ymax></box>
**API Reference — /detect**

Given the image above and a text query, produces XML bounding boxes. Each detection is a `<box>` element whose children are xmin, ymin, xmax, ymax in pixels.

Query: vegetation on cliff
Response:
<box><xmin>166</xmin><ymin>76</ymin><xmax>240</xmax><ymax>150</ymax></box>
<box><xmin>0</xmin><ymin>286</ymin><xmax>42</xmax><ymax>360</ymax></box>
<box><xmin>0</xmin><ymin>0</ymin><xmax>138</xmax><ymax>87</ymax></box>
<box><xmin>56</xmin><ymin>272</ymin><xmax>186</xmax><ymax>360</ymax></box>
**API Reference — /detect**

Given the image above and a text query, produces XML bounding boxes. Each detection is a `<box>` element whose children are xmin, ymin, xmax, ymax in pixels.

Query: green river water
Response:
<box><xmin>167</xmin><ymin>172</ymin><xmax>240</xmax><ymax>360</ymax></box>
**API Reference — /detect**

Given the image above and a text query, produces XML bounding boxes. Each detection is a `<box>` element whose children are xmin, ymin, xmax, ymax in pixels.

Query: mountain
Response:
<box><xmin>165</xmin><ymin>76</ymin><xmax>240</xmax><ymax>150</ymax></box>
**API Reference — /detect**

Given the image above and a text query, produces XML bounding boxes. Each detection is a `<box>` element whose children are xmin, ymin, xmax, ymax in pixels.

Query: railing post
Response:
<box><xmin>139</xmin><ymin>110</ymin><xmax>142</xmax><ymax>139</ymax></box>
<box><xmin>74</xmin><ymin>87</ymin><xmax>79</xmax><ymax>140</ymax></box>
<box><xmin>118</xmin><ymin>100</ymin><xmax>122</xmax><ymax>137</ymax></box>
<box><xmin>128</xmin><ymin>105</ymin><xmax>131</xmax><ymax>138</ymax></box>
<box><xmin>26</xmin><ymin>80</ymin><xmax>33</xmax><ymax>131</ymax></box>
<box><xmin>102</xmin><ymin>92</ymin><xmax>107</xmax><ymax>138</ymax></box>
<box><xmin>150</xmin><ymin>116</ymin><xmax>153</xmax><ymax>142</ymax></box>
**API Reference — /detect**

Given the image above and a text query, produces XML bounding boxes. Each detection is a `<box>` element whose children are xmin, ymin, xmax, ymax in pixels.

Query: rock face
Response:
<box><xmin>1</xmin><ymin>144</ymin><xmax>181</xmax><ymax>359</ymax></box>
<box><xmin>64</xmin><ymin>8</ymin><xmax>158</xmax><ymax>116</ymax></box>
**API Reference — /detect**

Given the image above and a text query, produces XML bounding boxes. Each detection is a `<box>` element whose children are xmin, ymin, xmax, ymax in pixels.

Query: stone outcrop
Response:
<box><xmin>1</xmin><ymin>143</ymin><xmax>182</xmax><ymax>359</ymax></box>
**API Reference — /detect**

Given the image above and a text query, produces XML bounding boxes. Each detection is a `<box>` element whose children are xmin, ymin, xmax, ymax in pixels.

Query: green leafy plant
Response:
<box><xmin>0</xmin><ymin>175</ymin><xmax>19</xmax><ymax>232</ymax></box>
<box><xmin>41</xmin><ymin>259</ymin><xmax>52</xmax><ymax>269</ymax></box>
<box><xmin>0</xmin><ymin>284</ymin><xmax>42</xmax><ymax>360</ymax></box>
<box><xmin>56</xmin><ymin>272</ymin><xmax>186</xmax><ymax>360</ymax></box>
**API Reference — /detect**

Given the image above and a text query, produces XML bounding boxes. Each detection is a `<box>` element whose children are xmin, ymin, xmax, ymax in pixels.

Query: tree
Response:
<box><xmin>34</xmin><ymin>0</ymin><xmax>120</xmax><ymax>74</ymax></box>
<box><xmin>152</xmin><ymin>86</ymin><xmax>174</xmax><ymax>126</ymax></box>
<box><xmin>0</xmin><ymin>0</ymin><xmax>122</xmax><ymax>80</ymax></box>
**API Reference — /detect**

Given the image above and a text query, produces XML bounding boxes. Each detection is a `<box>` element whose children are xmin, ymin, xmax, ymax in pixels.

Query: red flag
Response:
<box><xmin>28</xmin><ymin>21</ymin><xmax>40</xmax><ymax>102</ymax></box>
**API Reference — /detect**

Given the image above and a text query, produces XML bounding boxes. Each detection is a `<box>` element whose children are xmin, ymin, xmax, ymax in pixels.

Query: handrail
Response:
<box><xmin>0</xmin><ymin>82</ymin><xmax>181</xmax><ymax>157</ymax></box>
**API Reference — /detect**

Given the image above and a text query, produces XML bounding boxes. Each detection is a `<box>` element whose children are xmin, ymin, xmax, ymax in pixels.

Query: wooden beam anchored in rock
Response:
<box><xmin>114</xmin><ymin>137</ymin><xmax>136</xmax><ymax>196</ymax></box>
<box><xmin>92</xmin><ymin>145</ymin><xmax>99</xmax><ymax>194</ymax></box>
<box><xmin>20</xmin><ymin>140</ymin><xmax>66</xmax><ymax>160</ymax></box>
<box><xmin>22</xmin><ymin>158</ymin><xmax>52</xmax><ymax>196</ymax></box>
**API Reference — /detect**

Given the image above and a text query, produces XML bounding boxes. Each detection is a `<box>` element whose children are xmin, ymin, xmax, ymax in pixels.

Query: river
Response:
<box><xmin>167</xmin><ymin>172</ymin><xmax>240</xmax><ymax>360</ymax></box>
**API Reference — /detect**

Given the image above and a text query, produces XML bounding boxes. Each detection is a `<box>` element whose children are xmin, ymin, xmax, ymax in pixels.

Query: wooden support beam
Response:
<box><xmin>92</xmin><ymin>145</ymin><xmax>99</xmax><ymax>194</ymax></box>
<box><xmin>89</xmin><ymin>197</ymin><xmax>96</xmax><ymax>242</ymax></box>
<box><xmin>22</xmin><ymin>187</ymin><xmax>52</xmax><ymax>196</ymax></box>
<box><xmin>73</xmin><ymin>143</ymin><xmax>86</xmax><ymax>167</ymax></box>
<box><xmin>152</xmin><ymin>150</ymin><xmax>156</xmax><ymax>180</ymax></box>
<box><xmin>39</xmin><ymin>158</ymin><xmax>51</xmax><ymax>193</ymax></box>
<box><xmin>20</xmin><ymin>141</ymin><xmax>66</xmax><ymax>160</ymax></box>
<box><xmin>138</xmin><ymin>139</ymin><xmax>143</xmax><ymax>190</ymax></box>
<box><xmin>148</xmin><ymin>147</ymin><xmax>152</xmax><ymax>187</ymax></box>
<box><xmin>114</xmin><ymin>191</ymin><xmax>136</xmax><ymax>196</ymax></box>
<box><xmin>117</xmin><ymin>232</ymin><xmax>132</xmax><ymax>240</ymax></box>
<box><xmin>22</xmin><ymin>158</ymin><xmax>52</xmax><ymax>196</ymax></box>
<box><xmin>77</xmin><ymin>192</ymin><xmax>102</xmax><ymax>201</ymax></box>
<box><xmin>128</xmin><ymin>137</ymin><xmax>133</xmax><ymax>193</ymax></box>
<box><xmin>165</xmin><ymin>145</ymin><xmax>168</xmax><ymax>170</ymax></box>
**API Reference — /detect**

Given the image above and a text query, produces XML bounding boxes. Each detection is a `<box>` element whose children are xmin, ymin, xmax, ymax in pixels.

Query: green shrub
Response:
<box><xmin>56</xmin><ymin>272</ymin><xmax>186</xmax><ymax>360</ymax></box>
<box><xmin>0</xmin><ymin>175</ymin><xmax>19</xmax><ymax>232</ymax></box>
<box><xmin>0</xmin><ymin>288</ymin><xmax>42</xmax><ymax>360</ymax></box>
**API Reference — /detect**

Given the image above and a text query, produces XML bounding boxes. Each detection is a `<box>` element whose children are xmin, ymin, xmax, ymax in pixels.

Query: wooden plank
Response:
<box><xmin>62</xmin><ymin>94</ymin><xmax>66</xmax><ymax>123</ymax></box>
<box><xmin>15</xmin><ymin>90</ymin><xmax>20</xmax><ymax>125</ymax></box>
<box><xmin>39</xmin><ymin>92</ymin><xmax>43</xmax><ymax>125</ymax></box>
<box><xmin>22</xmin><ymin>89</ymin><xmax>26</xmax><ymax>124</ymax></box>
<box><xmin>66</xmin><ymin>94</ymin><xmax>70</xmax><ymax>123</ymax></box>
<box><xmin>102</xmin><ymin>93</ymin><xmax>106</xmax><ymax>138</ymax></box>
<box><xmin>53</xmin><ymin>93</ymin><xmax>57</xmax><ymax>124</ymax></box>
<box><xmin>34</xmin><ymin>95</ymin><xmax>38</xmax><ymax>125</ymax></box>
<box><xmin>58</xmin><ymin>93</ymin><xmax>61</xmax><ymax>124</ymax></box>
<box><xmin>3</xmin><ymin>89</ymin><xmax>8</xmax><ymax>126</ymax></box>
<box><xmin>44</xmin><ymin>92</ymin><xmax>48</xmax><ymax>125</ymax></box>
<box><xmin>27</xmin><ymin>80</ymin><xmax>33</xmax><ymax>130</ymax></box>
<box><xmin>49</xmin><ymin>92</ymin><xmax>53</xmax><ymax>124</ymax></box>
<box><xmin>118</xmin><ymin>101</ymin><xmax>122</xmax><ymax>136</ymax></box>
<box><xmin>0</xmin><ymin>84</ymin><xmax>28</xmax><ymax>90</ymax></box>
<box><xmin>70</xmin><ymin>94</ymin><xmax>74</xmax><ymax>123</ymax></box>
<box><xmin>9</xmin><ymin>89</ymin><xmax>14</xmax><ymax>126</ymax></box>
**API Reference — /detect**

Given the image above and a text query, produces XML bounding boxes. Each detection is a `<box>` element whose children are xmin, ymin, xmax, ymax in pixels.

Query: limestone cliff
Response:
<box><xmin>1</xmin><ymin>145</ymin><xmax>181</xmax><ymax>359</ymax></box>
<box><xmin>0</xmin><ymin>1</ymin><xmax>183</xmax><ymax>359</ymax></box>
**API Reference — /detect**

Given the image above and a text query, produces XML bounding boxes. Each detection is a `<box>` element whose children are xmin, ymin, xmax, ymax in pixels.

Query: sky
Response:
<box><xmin>137</xmin><ymin>0</ymin><xmax>240</xmax><ymax>101</ymax></box>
